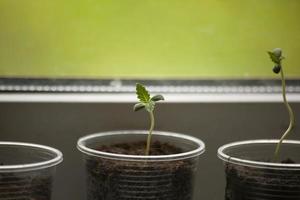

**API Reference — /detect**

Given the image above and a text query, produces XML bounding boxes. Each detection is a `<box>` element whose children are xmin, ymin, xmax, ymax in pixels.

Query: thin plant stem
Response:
<box><xmin>145</xmin><ymin>111</ymin><xmax>155</xmax><ymax>155</ymax></box>
<box><xmin>274</xmin><ymin>66</ymin><xmax>295</xmax><ymax>160</ymax></box>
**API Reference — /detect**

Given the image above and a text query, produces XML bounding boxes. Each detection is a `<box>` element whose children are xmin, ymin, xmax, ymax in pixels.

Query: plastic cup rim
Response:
<box><xmin>77</xmin><ymin>130</ymin><xmax>205</xmax><ymax>161</ymax></box>
<box><xmin>0</xmin><ymin>141</ymin><xmax>63</xmax><ymax>172</ymax></box>
<box><xmin>218</xmin><ymin>139</ymin><xmax>300</xmax><ymax>170</ymax></box>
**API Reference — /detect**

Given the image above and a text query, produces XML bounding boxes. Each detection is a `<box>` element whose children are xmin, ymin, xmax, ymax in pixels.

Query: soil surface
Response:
<box><xmin>97</xmin><ymin>140</ymin><xmax>183</xmax><ymax>155</ymax></box>
<box><xmin>85</xmin><ymin>140</ymin><xmax>198</xmax><ymax>200</ymax></box>
<box><xmin>281</xmin><ymin>158</ymin><xmax>295</xmax><ymax>164</ymax></box>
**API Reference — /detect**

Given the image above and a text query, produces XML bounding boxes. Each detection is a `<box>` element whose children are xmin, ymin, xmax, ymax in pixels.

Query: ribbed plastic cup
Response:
<box><xmin>77</xmin><ymin>130</ymin><xmax>205</xmax><ymax>200</ymax></box>
<box><xmin>218</xmin><ymin>140</ymin><xmax>300</xmax><ymax>200</ymax></box>
<box><xmin>0</xmin><ymin>142</ymin><xmax>63</xmax><ymax>200</ymax></box>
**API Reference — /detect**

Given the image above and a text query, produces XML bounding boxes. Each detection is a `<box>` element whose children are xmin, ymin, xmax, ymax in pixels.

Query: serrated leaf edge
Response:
<box><xmin>136</xmin><ymin>83</ymin><xmax>150</xmax><ymax>103</ymax></box>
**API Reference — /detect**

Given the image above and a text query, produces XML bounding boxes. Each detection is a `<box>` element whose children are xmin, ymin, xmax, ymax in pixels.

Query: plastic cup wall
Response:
<box><xmin>218</xmin><ymin>140</ymin><xmax>300</xmax><ymax>200</ymax></box>
<box><xmin>0</xmin><ymin>142</ymin><xmax>63</xmax><ymax>200</ymax></box>
<box><xmin>0</xmin><ymin>168</ymin><xmax>55</xmax><ymax>200</ymax></box>
<box><xmin>78</xmin><ymin>131</ymin><xmax>205</xmax><ymax>200</ymax></box>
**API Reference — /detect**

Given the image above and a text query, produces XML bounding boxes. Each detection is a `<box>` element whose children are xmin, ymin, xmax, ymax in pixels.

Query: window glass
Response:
<box><xmin>0</xmin><ymin>0</ymin><xmax>299</xmax><ymax>78</ymax></box>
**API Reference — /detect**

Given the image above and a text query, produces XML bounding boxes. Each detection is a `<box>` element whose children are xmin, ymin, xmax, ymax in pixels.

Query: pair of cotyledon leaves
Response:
<box><xmin>134</xmin><ymin>83</ymin><xmax>164</xmax><ymax>113</ymax></box>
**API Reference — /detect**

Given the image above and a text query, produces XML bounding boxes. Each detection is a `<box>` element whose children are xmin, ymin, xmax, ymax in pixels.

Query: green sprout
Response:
<box><xmin>268</xmin><ymin>48</ymin><xmax>295</xmax><ymax>160</ymax></box>
<box><xmin>134</xmin><ymin>83</ymin><xmax>164</xmax><ymax>155</ymax></box>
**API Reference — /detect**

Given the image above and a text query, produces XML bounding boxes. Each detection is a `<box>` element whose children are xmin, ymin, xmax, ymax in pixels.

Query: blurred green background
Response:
<box><xmin>0</xmin><ymin>0</ymin><xmax>299</xmax><ymax>79</ymax></box>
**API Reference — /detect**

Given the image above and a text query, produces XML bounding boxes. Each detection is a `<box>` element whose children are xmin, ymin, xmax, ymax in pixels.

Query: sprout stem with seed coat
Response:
<box><xmin>274</xmin><ymin>66</ymin><xmax>295</xmax><ymax>160</ymax></box>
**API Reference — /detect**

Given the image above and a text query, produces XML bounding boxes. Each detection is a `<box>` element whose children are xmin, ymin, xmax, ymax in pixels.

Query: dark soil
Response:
<box><xmin>0</xmin><ymin>171</ymin><xmax>53</xmax><ymax>200</ymax></box>
<box><xmin>97</xmin><ymin>140</ymin><xmax>183</xmax><ymax>155</ymax></box>
<box><xmin>224</xmin><ymin>158</ymin><xmax>300</xmax><ymax>200</ymax></box>
<box><xmin>281</xmin><ymin>158</ymin><xmax>295</xmax><ymax>164</ymax></box>
<box><xmin>85</xmin><ymin>140</ymin><xmax>199</xmax><ymax>200</ymax></box>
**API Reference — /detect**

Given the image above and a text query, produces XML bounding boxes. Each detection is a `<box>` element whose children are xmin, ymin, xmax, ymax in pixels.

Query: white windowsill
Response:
<box><xmin>0</xmin><ymin>93</ymin><xmax>299</xmax><ymax>103</ymax></box>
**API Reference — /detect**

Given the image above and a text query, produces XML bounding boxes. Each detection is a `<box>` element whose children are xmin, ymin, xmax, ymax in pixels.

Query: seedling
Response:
<box><xmin>134</xmin><ymin>83</ymin><xmax>164</xmax><ymax>155</ymax></box>
<box><xmin>268</xmin><ymin>48</ymin><xmax>295</xmax><ymax>160</ymax></box>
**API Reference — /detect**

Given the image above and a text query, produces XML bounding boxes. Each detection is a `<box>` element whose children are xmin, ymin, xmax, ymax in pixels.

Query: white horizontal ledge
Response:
<box><xmin>1</xmin><ymin>84</ymin><xmax>300</xmax><ymax>94</ymax></box>
<box><xmin>0</xmin><ymin>93</ymin><xmax>300</xmax><ymax>103</ymax></box>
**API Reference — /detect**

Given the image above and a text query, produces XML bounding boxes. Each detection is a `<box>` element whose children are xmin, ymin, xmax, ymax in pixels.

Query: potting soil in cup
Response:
<box><xmin>0</xmin><ymin>169</ymin><xmax>53</xmax><ymax>199</ymax></box>
<box><xmin>85</xmin><ymin>141</ymin><xmax>199</xmax><ymax>200</ymax></box>
<box><xmin>225</xmin><ymin>162</ymin><xmax>300</xmax><ymax>200</ymax></box>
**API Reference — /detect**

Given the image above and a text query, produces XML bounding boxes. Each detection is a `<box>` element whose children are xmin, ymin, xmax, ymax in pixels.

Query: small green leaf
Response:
<box><xmin>268</xmin><ymin>48</ymin><xmax>284</xmax><ymax>65</ymax></box>
<box><xmin>268</xmin><ymin>51</ymin><xmax>281</xmax><ymax>64</ymax></box>
<box><xmin>133</xmin><ymin>103</ymin><xmax>145</xmax><ymax>111</ymax></box>
<box><xmin>136</xmin><ymin>83</ymin><xmax>150</xmax><ymax>103</ymax></box>
<box><xmin>151</xmin><ymin>95</ymin><xmax>165</xmax><ymax>102</ymax></box>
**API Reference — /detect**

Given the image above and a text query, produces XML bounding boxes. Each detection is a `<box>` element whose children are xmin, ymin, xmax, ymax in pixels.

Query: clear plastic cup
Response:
<box><xmin>0</xmin><ymin>142</ymin><xmax>63</xmax><ymax>199</ymax></box>
<box><xmin>218</xmin><ymin>140</ymin><xmax>300</xmax><ymax>200</ymax></box>
<box><xmin>77</xmin><ymin>130</ymin><xmax>205</xmax><ymax>200</ymax></box>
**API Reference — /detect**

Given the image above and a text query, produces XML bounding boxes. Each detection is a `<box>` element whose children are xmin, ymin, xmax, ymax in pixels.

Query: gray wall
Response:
<box><xmin>0</xmin><ymin>102</ymin><xmax>299</xmax><ymax>200</ymax></box>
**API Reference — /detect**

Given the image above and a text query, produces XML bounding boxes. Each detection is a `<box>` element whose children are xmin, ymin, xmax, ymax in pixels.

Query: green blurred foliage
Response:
<box><xmin>0</xmin><ymin>0</ymin><xmax>299</xmax><ymax>78</ymax></box>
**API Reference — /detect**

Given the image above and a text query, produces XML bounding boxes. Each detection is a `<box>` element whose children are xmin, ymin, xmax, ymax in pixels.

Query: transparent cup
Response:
<box><xmin>77</xmin><ymin>130</ymin><xmax>205</xmax><ymax>200</ymax></box>
<box><xmin>218</xmin><ymin>140</ymin><xmax>300</xmax><ymax>200</ymax></box>
<box><xmin>0</xmin><ymin>142</ymin><xmax>63</xmax><ymax>200</ymax></box>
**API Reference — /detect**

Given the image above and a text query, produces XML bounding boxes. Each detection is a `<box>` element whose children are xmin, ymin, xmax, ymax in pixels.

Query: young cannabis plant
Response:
<box><xmin>134</xmin><ymin>83</ymin><xmax>164</xmax><ymax>155</ymax></box>
<box><xmin>268</xmin><ymin>48</ymin><xmax>295</xmax><ymax>160</ymax></box>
